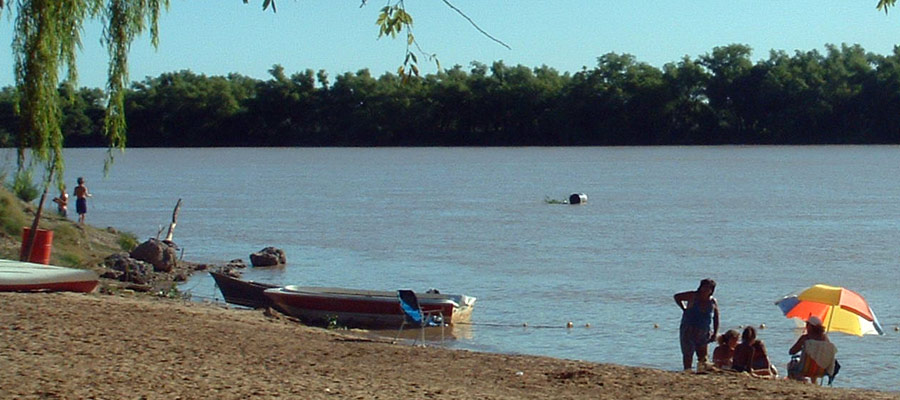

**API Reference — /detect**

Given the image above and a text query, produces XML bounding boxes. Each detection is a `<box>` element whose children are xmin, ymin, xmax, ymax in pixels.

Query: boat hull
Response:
<box><xmin>210</xmin><ymin>270</ymin><xmax>279</xmax><ymax>309</ymax></box>
<box><xmin>264</xmin><ymin>285</ymin><xmax>475</xmax><ymax>329</ymax></box>
<box><xmin>0</xmin><ymin>259</ymin><xmax>99</xmax><ymax>293</ymax></box>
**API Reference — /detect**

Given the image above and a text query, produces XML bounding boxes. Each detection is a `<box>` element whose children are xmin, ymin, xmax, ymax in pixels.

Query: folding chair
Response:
<box><xmin>395</xmin><ymin>289</ymin><xmax>445</xmax><ymax>345</ymax></box>
<box><xmin>789</xmin><ymin>340</ymin><xmax>837</xmax><ymax>385</ymax></box>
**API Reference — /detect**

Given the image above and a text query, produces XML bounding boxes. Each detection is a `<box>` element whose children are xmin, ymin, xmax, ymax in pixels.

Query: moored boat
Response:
<box><xmin>0</xmin><ymin>259</ymin><xmax>99</xmax><ymax>293</ymax></box>
<box><xmin>263</xmin><ymin>285</ymin><xmax>476</xmax><ymax>329</ymax></box>
<box><xmin>210</xmin><ymin>270</ymin><xmax>280</xmax><ymax>309</ymax></box>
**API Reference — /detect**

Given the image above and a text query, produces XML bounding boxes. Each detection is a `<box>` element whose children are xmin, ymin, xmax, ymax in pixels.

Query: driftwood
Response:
<box><xmin>164</xmin><ymin>199</ymin><xmax>182</xmax><ymax>242</ymax></box>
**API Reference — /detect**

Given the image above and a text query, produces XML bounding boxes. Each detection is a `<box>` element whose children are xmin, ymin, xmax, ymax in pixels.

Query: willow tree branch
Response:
<box><xmin>439</xmin><ymin>0</ymin><xmax>510</xmax><ymax>50</ymax></box>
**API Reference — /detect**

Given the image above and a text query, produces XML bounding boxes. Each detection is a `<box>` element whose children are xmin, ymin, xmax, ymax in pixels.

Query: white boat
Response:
<box><xmin>264</xmin><ymin>285</ymin><xmax>476</xmax><ymax>329</ymax></box>
<box><xmin>0</xmin><ymin>259</ymin><xmax>99</xmax><ymax>293</ymax></box>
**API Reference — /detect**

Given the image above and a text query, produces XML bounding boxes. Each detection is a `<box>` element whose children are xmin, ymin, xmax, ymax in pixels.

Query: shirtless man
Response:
<box><xmin>73</xmin><ymin>177</ymin><xmax>91</xmax><ymax>224</ymax></box>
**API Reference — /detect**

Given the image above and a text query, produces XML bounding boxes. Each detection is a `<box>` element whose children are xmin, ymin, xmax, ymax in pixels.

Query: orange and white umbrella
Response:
<box><xmin>775</xmin><ymin>284</ymin><xmax>884</xmax><ymax>336</ymax></box>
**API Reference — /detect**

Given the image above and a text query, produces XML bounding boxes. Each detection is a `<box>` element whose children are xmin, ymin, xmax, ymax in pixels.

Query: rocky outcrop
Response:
<box><xmin>249</xmin><ymin>247</ymin><xmax>286</xmax><ymax>267</ymax></box>
<box><xmin>130</xmin><ymin>238</ymin><xmax>179</xmax><ymax>272</ymax></box>
<box><xmin>102</xmin><ymin>253</ymin><xmax>153</xmax><ymax>284</ymax></box>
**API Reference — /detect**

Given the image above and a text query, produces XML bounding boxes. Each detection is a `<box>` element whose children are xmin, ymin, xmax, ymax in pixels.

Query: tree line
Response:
<box><xmin>2</xmin><ymin>43</ymin><xmax>899</xmax><ymax>148</ymax></box>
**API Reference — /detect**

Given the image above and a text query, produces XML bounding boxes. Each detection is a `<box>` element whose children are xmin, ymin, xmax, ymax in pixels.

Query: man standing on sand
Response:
<box><xmin>73</xmin><ymin>177</ymin><xmax>91</xmax><ymax>224</ymax></box>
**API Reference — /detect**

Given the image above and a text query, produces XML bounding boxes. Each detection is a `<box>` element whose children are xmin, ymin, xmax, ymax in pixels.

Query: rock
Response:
<box><xmin>226</xmin><ymin>259</ymin><xmax>248</xmax><ymax>269</ymax></box>
<box><xmin>130</xmin><ymin>238</ymin><xmax>179</xmax><ymax>273</ymax></box>
<box><xmin>249</xmin><ymin>247</ymin><xmax>286</xmax><ymax>267</ymax></box>
<box><xmin>103</xmin><ymin>253</ymin><xmax>152</xmax><ymax>284</ymax></box>
<box><xmin>218</xmin><ymin>266</ymin><xmax>242</xmax><ymax>278</ymax></box>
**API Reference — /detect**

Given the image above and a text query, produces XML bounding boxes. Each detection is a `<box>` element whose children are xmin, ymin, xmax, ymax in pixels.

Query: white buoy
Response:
<box><xmin>566</xmin><ymin>321</ymin><xmax>574</xmax><ymax>328</ymax></box>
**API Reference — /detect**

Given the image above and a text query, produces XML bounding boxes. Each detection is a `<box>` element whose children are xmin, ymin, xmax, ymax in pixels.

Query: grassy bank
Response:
<box><xmin>0</xmin><ymin>186</ymin><xmax>137</xmax><ymax>268</ymax></box>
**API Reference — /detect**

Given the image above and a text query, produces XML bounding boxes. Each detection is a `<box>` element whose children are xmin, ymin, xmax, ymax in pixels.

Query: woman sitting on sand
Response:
<box><xmin>712</xmin><ymin>329</ymin><xmax>740</xmax><ymax>369</ymax></box>
<box><xmin>732</xmin><ymin>326</ymin><xmax>777</xmax><ymax>378</ymax></box>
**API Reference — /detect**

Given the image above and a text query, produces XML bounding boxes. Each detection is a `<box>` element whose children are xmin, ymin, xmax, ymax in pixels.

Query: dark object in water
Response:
<box><xmin>569</xmin><ymin>193</ymin><xmax>587</xmax><ymax>205</ymax></box>
<box><xmin>210</xmin><ymin>270</ymin><xmax>280</xmax><ymax>309</ymax></box>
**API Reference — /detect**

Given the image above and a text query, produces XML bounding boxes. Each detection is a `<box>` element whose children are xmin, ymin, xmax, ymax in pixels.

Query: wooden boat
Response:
<box><xmin>210</xmin><ymin>270</ymin><xmax>280</xmax><ymax>309</ymax></box>
<box><xmin>264</xmin><ymin>285</ymin><xmax>476</xmax><ymax>329</ymax></box>
<box><xmin>0</xmin><ymin>259</ymin><xmax>99</xmax><ymax>293</ymax></box>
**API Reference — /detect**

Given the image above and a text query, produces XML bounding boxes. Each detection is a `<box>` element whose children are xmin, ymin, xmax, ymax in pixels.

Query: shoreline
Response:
<box><xmin>2</xmin><ymin>291</ymin><xmax>897</xmax><ymax>399</ymax></box>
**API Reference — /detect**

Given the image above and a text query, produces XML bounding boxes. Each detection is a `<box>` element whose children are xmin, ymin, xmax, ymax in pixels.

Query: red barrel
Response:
<box><xmin>21</xmin><ymin>227</ymin><xmax>53</xmax><ymax>264</ymax></box>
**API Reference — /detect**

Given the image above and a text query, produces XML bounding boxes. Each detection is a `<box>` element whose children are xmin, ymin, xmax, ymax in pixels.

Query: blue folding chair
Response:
<box><xmin>396</xmin><ymin>289</ymin><xmax>445</xmax><ymax>345</ymax></box>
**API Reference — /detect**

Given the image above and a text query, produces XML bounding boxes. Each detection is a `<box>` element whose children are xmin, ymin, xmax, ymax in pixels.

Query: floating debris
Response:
<box><xmin>568</xmin><ymin>193</ymin><xmax>587</xmax><ymax>205</ymax></box>
<box><xmin>544</xmin><ymin>196</ymin><xmax>568</xmax><ymax>205</ymax></box>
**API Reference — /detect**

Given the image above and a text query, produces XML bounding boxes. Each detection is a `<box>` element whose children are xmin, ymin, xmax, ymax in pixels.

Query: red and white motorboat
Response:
<box><xmin>263</xmin><ymin>285</ymin><xmax>476</xmax><ymax>329</ymax></box>
<box><xmin>0</xmin><ymin>259</ymin><xmax>99</xmax><ymax>293</ymax></box>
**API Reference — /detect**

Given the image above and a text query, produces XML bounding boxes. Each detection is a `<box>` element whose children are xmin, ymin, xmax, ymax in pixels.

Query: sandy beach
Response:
<box><xmin>1</xmin><ymin>292</ymin><xmax>897</xmax><ymax>400</ymax></box>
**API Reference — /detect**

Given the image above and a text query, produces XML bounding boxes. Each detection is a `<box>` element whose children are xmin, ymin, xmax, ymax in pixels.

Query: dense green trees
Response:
<box><xmin>2</xmin><ymin>44</ymin><xmax>900</xmax><ymax>147</ymax></box>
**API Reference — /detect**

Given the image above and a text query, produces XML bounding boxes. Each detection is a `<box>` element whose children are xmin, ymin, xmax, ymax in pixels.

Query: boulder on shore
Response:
<box><xmin>250</xmin><ymin>247</ymin><xmax>286</xmax><ymax>267</ymax></box>
<box><xmin>102</xmin><ymin>253</ymin><xmax>153</xmax><ymax>284</ymax></box>
<box><xmin>130</xmin><ymin>238</ymin><xmax>179</xmax><ymax>273</ymax></box>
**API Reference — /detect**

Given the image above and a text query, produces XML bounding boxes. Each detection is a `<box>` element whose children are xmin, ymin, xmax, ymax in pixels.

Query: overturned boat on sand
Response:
<box><xmin>0</xmin><ymin>259</ymin><xmax>99</xmax><ymax>293</ymax></box>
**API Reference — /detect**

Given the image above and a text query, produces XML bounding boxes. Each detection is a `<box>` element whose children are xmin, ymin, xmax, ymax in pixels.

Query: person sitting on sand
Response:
<box><xmin>674</xmin><ymin>279</ymin><xmax>719</xmax><ymax>372</ymax></box>
<box><xmin>732</xmin><ymin>326</ymin><xmax>777</xmax><ymax>378</ymax></box>
<box><xmin>713</xmin><ymin>329</ymin><xmax>740</xmax><ymax>369</ymax></box>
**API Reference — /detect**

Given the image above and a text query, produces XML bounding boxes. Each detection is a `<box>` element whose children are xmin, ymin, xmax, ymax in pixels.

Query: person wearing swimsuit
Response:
<box><xmin>674</xmin><ymin>279</ymin><xmax>719</xmax><ymax>372</ymax></box>
<box><xmin>74</xmin><ymin>177</ymin><xmax>91</xmax><ymax>224</ymax></box>
<box><xmin>732</xmin><ymin>326</ymin><xmax>777</xmax><ymax>377</ymax></box>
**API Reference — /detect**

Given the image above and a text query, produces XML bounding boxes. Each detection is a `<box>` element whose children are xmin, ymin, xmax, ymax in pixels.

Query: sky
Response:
<box><xmin>1</xmin><ymin>1</ymin><xmax>900</xmax><ymax>89</ymax></box>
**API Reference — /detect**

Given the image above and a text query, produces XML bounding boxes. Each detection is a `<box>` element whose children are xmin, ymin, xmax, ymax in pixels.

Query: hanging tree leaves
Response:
<box><xmin>2</xmin><ymin>0</ymin><xmax>167</xmax><ymax>185</ymax></box>
<box><xmin>102</xmin><ymin>0</ymin><xmax>167</xmax><ymax>173</ymax></box>
<box><xmin>0</xmin><ymin>0</ymin><xmax>508</xmax><ymax>188</ymax></box>
<box><xmin>375</xmin><ymin>0</ymin><xmax>509</xmax><ymax>82</ymax></box>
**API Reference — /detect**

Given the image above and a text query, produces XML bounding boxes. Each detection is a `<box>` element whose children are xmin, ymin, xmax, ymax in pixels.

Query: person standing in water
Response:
<box><xmin>73</xmin><ymin>177</ymin><xmax>91</xmax><ymax>224</ymax></box>
<box><xmin>674</xmin><ymin>279</ymin><xmax>720</xmax><ymax>372</ymax></box>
